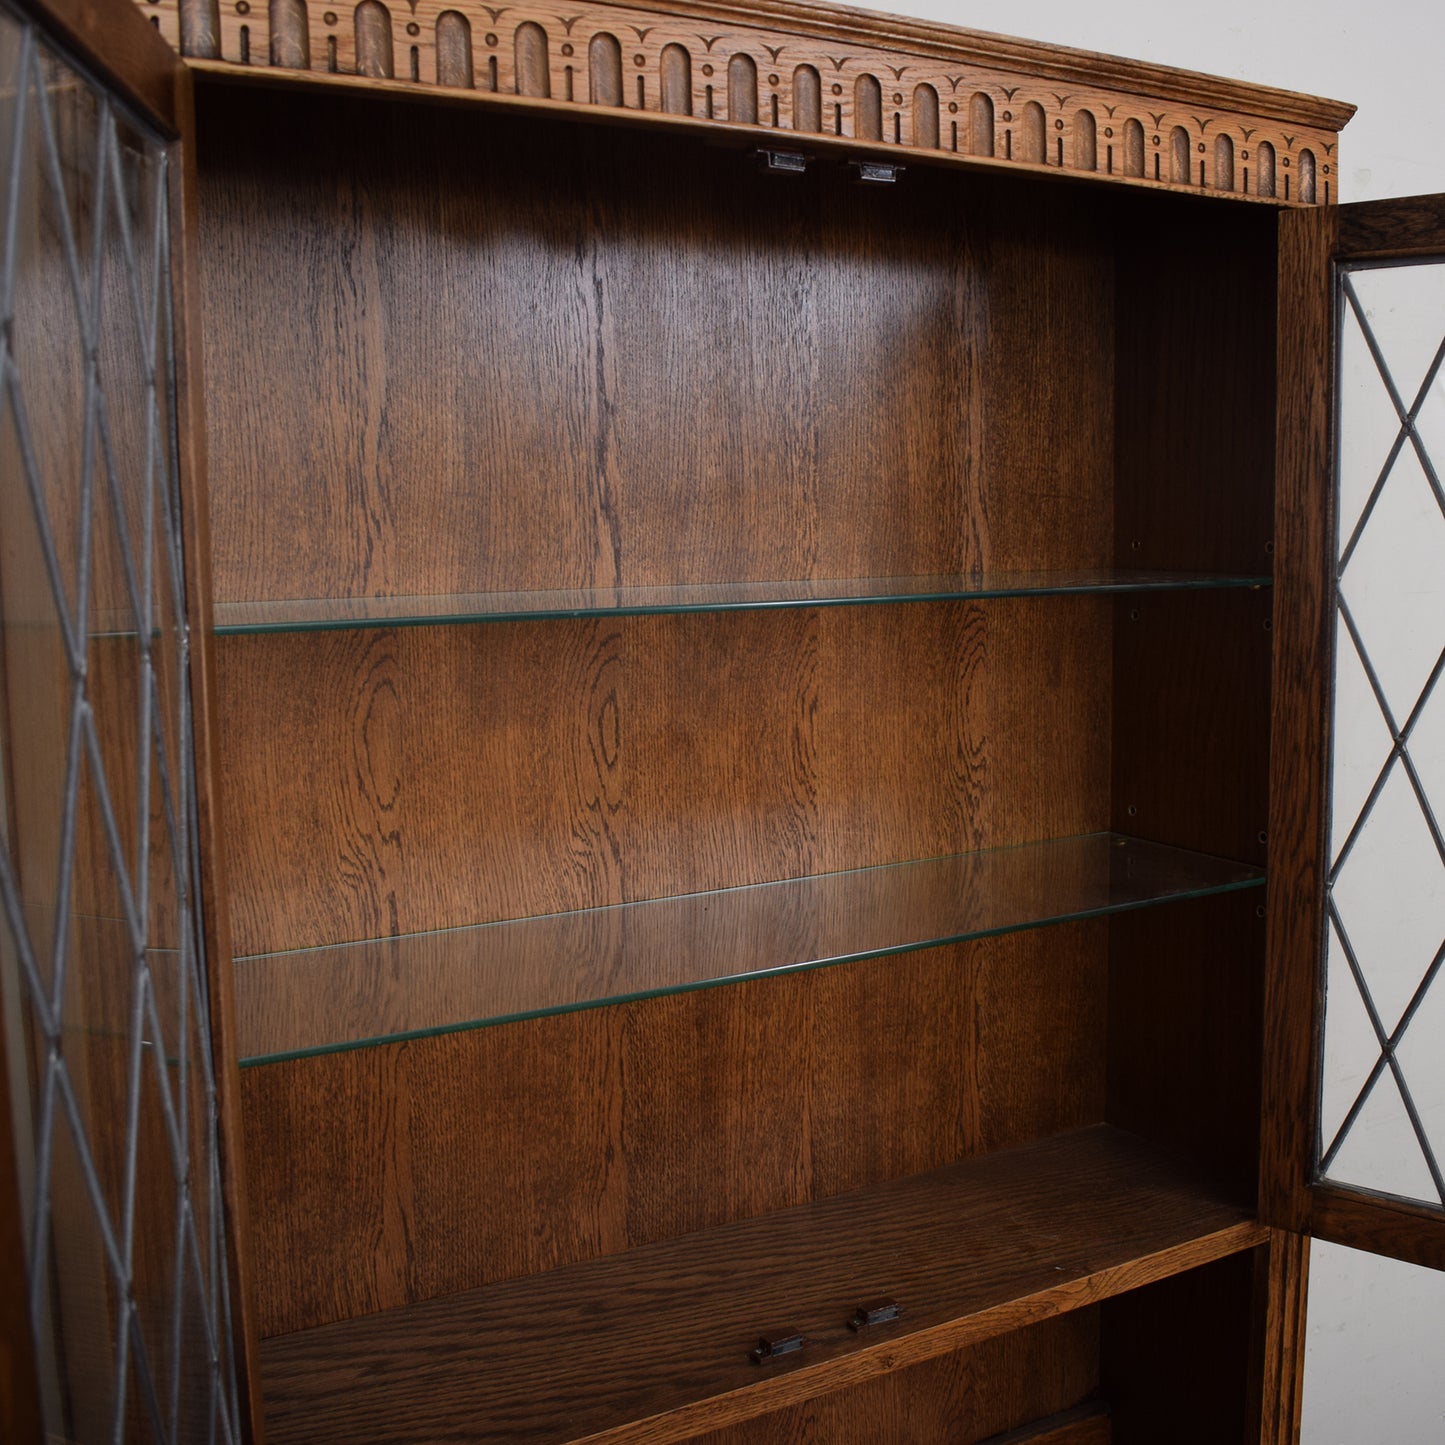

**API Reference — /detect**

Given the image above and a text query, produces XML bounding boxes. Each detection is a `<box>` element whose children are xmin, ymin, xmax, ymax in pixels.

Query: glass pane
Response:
<box><xmin>212</xmin><ymin>567</ymin><xmax>1271</xmax><ymax>634</ymax></box>
<box><xmin>1321</xmin><ymin>260</ymin><xmax>1445</xmax><ymax>1211</ymax></box>
<box><xmin>1303</xmin><ymin>1240</ymin><xmax>1445</xmax><ymax>1442</ymax></box>
<box><xmin>0</xmin><ymin>12</ymin><xmax>243</xmax><ymax>1441</ymax></box>
<box><xmin>235</xmin><ymin>831</ymin><xmax>1264</xmax><ymax>1063</ymax></box>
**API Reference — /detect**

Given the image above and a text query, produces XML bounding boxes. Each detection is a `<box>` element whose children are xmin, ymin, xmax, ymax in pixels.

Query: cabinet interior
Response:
<box><xmin>196</xmin><ymin>80</ymin><xmax>1279</xmax><ymax>1439</ymax></box>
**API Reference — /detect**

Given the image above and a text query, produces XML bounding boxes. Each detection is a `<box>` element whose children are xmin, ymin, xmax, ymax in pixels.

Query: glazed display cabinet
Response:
<box><xmin>2</xmin><ymin>0</ymin><xmax>1444</xmax><ymax>1438</ymax></box>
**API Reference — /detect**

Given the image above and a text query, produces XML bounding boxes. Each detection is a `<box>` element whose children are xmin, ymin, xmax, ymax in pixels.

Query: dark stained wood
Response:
<box><xmin>1109</xmin><ymin>591</ymin><xmax>1272</xmax><ymax>868</ymax></box>
<box><xmin>257</xmin><ymin>1126</ymin><xmax>1264</xmax><ymax>1444</ymax></box>
<box><xmin>12</xmin><ymin>0</ymin><xmax>178</xmax><ymax>135</ymax></box>
<box><xmin>1247</xmin><ymin>1229</ymin><xmax>1309</xmax><ymax>1445</ymax></box>
<box><xmin>169</xmin><ymin>69</ymin><xmax>267</xmax><ymax>1443</ymax></box>
<box><xmin>1261</xmin><ymin>202</ymin><xmax>1338</xmax><ymax>1235</ymax></box>
<box><xmin>1107</xmin><ymin>192</ymin><xmax>1277</xmax><ymax>1201</ymax></box>
<box><xmin>975</xmin><ymin>1407</ymin><xmax>1111</xmax><ymax>1445</ymax></box>
<box><xmin>182</xmin><ymin>58</ymin><xmax>1333</xmax><ymax>220</ymax></box>
<box><xmin>691</xmin><ymin>1322</ymin><xmax>1104</xmax><ymax>1445</ymax></box>
<box><xmin>1106</xmin><ymin>894</ymin><xmax>1264</xmax><ymax>1198</ymax></box>
<box><xmin>174</xmin><ymin>0</ymin><xmax>1357</xmax><ymax>132</ymax></box>
<box><xmin>1337</xmin><ymin>194</ymin><xmax>1445</xmax><ymax>261</ymax></box>
<box><xmin>216</xmin><ymin>602</ymin><xmax>1110</xmax><ymax>955</ymax></box>
<box><xmin>241</xmin><ymin>925</ymin><xmax>1109</xmax><ymax>1335</ymax></box>
<box><xmin>196</xmin><ymin>88</ymin><xmax>1115</xmax><ymax>606</ymax></box>
<box><xmin>164</xmin><ymin>29</ymin><xmax>1375</xmax><ymax>1437</ymax></box>
<box><xmin>1312</xmin><ymin>1184</ymin><xmax>1445</xmax><ymax>1272</ymax></box>
<box><xmin>1100</xmin><ymin>1246</ymin><xmax>1256</xmax><ymax>1445</ymax></box>
<box><xmin>1112</xmin><ymin>195</ymin><xmax>1277</xmax><ymax>579</ymax></box>
<box><xmin>1294</xmin><ymin>197</ymin><xmax>1445</xmax><ymax>1277</ymax></box>
<box><xmin>0</xmin><ymin>989</ymin><xmax>44</xmax><ymax>1445</ymax></box>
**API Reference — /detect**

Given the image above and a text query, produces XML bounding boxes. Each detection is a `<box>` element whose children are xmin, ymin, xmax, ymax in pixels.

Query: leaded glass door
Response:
<box><xmin>0</xmin><ymin>0</ymin><xmax>248</xmax><ymax>1439</ymax></box>
<box><xmin>1270</xmin><ymin>193</ymin><xmax>1445</xmax><ymax>1279</ymax></box>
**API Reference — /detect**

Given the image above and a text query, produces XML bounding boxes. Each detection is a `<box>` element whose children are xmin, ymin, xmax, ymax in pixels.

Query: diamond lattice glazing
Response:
<box><xmin>1320</xmin><ymin>260</ymin><xmax>1445</xmax><ymax>1210</ymax></box>
<box><xmin>0</xmin><ymin>7</ymin><xmax>243</xmax><ymax>1439</ymax></box>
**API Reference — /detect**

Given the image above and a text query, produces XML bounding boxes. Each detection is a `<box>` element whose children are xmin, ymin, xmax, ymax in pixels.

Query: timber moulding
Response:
<box><xmin>136</xmin><ymin>0</ymin><xmax>1352</xmax><ymax>205</ymax></box>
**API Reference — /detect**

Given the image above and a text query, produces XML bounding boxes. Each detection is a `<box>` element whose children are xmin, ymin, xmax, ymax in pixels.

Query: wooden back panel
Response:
<box><xmin>197</xmin><ymin>83</ymin><xmax>1114</xmax><ymax>604</ymax></box>
<box><xmin>199</xmin><ymin>82</ymin><xmax>1277</xmax><ymax>1347</ymax></box>
<box><xmin>242</xmin><ymin>923</ymin><xmax>1109</xmax><ymax>1334</ymax></box>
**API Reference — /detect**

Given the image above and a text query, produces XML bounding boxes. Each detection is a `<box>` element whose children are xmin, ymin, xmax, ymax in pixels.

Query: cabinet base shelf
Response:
<box><xmin>258</xmin><ymin>1125</ymin><xmax>1264</xmax><ymax>1443</ymax></box>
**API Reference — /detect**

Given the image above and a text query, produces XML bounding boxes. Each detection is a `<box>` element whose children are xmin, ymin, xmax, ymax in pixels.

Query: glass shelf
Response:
<box><xmin>236</xmin><ymin>832</ymin><xmax>1263</xmax><ymax>1064</ymax></box>
<box><xmin>213</xmin><ymin>568</ymin><xmax>1270</xmax><ymax>634</ymax></box>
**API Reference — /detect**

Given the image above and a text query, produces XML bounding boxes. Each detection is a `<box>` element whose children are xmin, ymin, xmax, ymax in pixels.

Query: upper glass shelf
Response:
<box><xmin>235</xmin><ymin>831</ymin><xmax>1264</xmax><ymax>1065</ymax></box>
<box><xmin>212</xmin><ymin>568</ymin><xmax>1270</xmax><ymax>634</ymax></box>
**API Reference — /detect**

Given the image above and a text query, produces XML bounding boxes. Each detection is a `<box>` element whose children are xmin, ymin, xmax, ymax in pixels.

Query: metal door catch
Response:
<box><xmin>848</xmin><ymin>1298</ymin><xmax>902</xmax><ymax>1330</ymax></box>
<box><xmin>757</xmin><ymin>148</ymin><xmax>809</xmax><ymax>174</ymax></box>
<box><xmin>749</xmin><ymin>1329</ymin><xmax>808</xmax><ymax>1364</ymax></box>
<box><xmin>850</xmin><ymin>160</ymin><xmax>904</xmax><ymax>183</ymax></box>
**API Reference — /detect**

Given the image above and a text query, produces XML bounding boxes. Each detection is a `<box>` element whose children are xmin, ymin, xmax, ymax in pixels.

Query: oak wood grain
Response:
<box><xmin>1337</xmin><ymin>194</ymin><xmax>1445</xmax><ymax>261</ymax></box>
<box><xmin>215</xmin><ymin>602</ymin><xmax>1110</xmax><ymax>956</ymax></box>
<box><xmin>170</xmin><ymin>68</ymin><xmax>267</xmax><ymax>1442</ymax></box>
<box><xmin>1107</xmin><ymin>894</ymin><xmax>1266</xmax><ymax>1197</ymax></box>
<box><xmin>1311</xmin><ymin>1184</ymin><xmax>1445</xmax><ymax>1271</ymax></box>
<box><xmin>241</xmin><ymin>925</ymin><xmax>1109</xmax><ymax>1335</ymax></box>
<box><xmin>196</xmin><ymin>89</ymin><xmax>1118</xmax><ymax>607</ymax></box>
<box><xmin>0</xmin><ymin>984</ymin><xmax>43</xmax><ymax>1445</ymax></box>
<box><xmin>179</xmin><ymin>0</ymin><xmax>1356</xmax><ymax>128</ymax></box>
<box><xmin>691</xmin><ymin>1327</ymin><xmax>1105</xmax><ymax>1445</ymax></box>
<box><xmin>15</xmin><ymin>0</ymin><xmax>178</xmax><ymax>135</ymax></box>
<box><xmin>1261</xmin><ymin>203</ymin><xmax>1337</xmax><ymax>1234</ymax></box>
<box><xmin>1248</xmin><ymin>1229</ymin><xmax>1309</xmax><ymax>1445</ymax></box>
<box><xmin>257</xmin><ymin>1126</ymin><xmax>1263</xmax><ymax>1444</ymax></box>
<box><xmin>144</xmin><ymin>0</ymin><xmax>1350</xmax><ymax>211</ymax></box>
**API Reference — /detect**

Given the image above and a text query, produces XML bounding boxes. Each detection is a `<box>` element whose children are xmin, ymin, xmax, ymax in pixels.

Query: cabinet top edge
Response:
<box><xmin>148</xmin><ymin>0</ymin><xmax>1351</xmax><ymax>204</ymax></box>
<box><xmin>627</xmin><ymin>0</ymin><xmax>1357</xmax><ymax>130</ymax></box>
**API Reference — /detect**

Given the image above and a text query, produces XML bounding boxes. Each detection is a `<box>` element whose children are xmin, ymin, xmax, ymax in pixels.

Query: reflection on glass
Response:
<box><xmin>235</xmin><ymin>832</ymin><xmax>1263</xmax><ymax>1063</ymax></box>
<box><xmin>0</xmin><ymin>14</ymin><xmax>242</xmax><ymax>1440</ymax></box>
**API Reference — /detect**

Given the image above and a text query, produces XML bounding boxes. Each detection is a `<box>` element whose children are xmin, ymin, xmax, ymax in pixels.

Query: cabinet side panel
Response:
<box><xmin>1261</xmin><ymin>205</ymin><xmax>1336</xmax><ymax>1233</ymax></box>
<box><xmin>1108</xmin><ymin>196</ymin><xmax>1278</xmax><ymax>1197</ymax></box>
<box><xmin>1100</xmin><ymin>1247</ymin><xmax>1256</xmax><ymax>1445</ymax></box>
<box><xmin>241</xmin><ymin>925</ymin><xmax>1108</xmax><ymax>1335</ymax></box>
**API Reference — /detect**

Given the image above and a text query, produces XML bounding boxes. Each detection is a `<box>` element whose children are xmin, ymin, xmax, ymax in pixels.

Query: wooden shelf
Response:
<box><xmin>258</xmin><ymin>1126</ymin><xmax>1266</xmax><ymax>1443</ymax></box>
<box><xmin>234</xmin><ymin>833</ymin><xmax>1264</xmax><ymax>1064</ymax></box>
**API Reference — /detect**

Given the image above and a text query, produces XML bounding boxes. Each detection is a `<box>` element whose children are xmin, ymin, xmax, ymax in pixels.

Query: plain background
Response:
<box><xmin>841</xmin><ymin>0</ymin><xmax>1445</xmax><ymax>1435</ymax></box>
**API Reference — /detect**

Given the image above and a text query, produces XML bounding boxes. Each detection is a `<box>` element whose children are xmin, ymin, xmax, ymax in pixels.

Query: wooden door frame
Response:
<box><xmin>1264</xmin><ymin>192</ymin><xmax>1445</xmax><ymax>1274</ymax></box>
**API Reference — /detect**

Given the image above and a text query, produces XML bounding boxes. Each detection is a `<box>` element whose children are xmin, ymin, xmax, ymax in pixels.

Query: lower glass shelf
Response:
<box><xmin>235</xmin><ymin>832</ymin><xmax>1263</xmax><ymax>1065</ymax></box>
<box><xmin>212</xmin><ymin>567</ymin><xmax>1269</xmax><ymax>633</ymax></box>
<box><xmin>257</xmin><ymin>1125</ymin><xmax>1265</xmax><ymax>1444</ymax></box>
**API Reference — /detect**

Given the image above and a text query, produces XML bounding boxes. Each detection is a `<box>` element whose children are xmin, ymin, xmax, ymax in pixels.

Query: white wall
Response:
<box><xmin>861</xmin><ymin>0</ymin><xmax>1445</xmax><ymax>1435</ymax></box>
<box><xmin>870</xmin><ymin>0</ymin><xmax>1439</xmax><ymax>202</ymax></box>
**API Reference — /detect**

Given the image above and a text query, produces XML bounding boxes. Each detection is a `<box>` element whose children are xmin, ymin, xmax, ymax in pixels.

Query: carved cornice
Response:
<box><xmin>139</xmin><ymin>0</ymin><xmax>1351</xmax><ymax>204</ymax></box>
